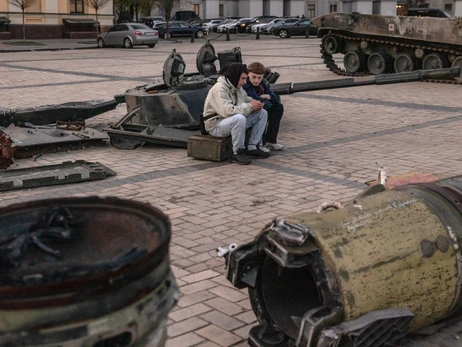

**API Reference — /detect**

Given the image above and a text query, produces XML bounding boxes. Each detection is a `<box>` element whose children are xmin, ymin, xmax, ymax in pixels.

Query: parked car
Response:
<box><xmin>216</xmin><ymin>19</ymin><xmax>239</xmax><ymax>33</ymax></box>
<box><xmin>208</xmin><ymin>20</ymin><xmax>224</xmax><ymax>32</ymax></box>
<box><xmin>407</xmin><ymin>8</ymin><xmax>453</xmax><ymax>17</ymax></box>
<box><xmin>264</xmin><ymin>17</ymin><xmax>298</xmax><ymax>34</ymax></box>
<box><xmin>171</xmin><ymin>10</ymin><xmax>201</xmax><ymax>23</ymax></box>
<box><xmin>251</xmin><ymin>18</ymin><xmax>276</xmax><ymax>33</ymax></box>
<box><xmin>97</xmin><ymin>23</ymin><xmax>159</xmax><ymax>48</ymax></box>
<box><xmin>247</xmin><ymin>17</ymin><xmax>277</xmax><ymax>33</ymax></box>
<box><xmin>239</xmin><ymin>15</ymin><xmax>278</xmax><ymax>33</ymax></box>
<box><xmin>156</xmin><ymin>21</ymin><xmax>208</xmax><ymax>39</ymax></box>
<box><xmin>258</xmin><ymin>18</ymin><xmax>284</xmax><ymax>34</ymax></box>
<box><xmin>273</xmin><ymin>19</ymin><xmax>315</xmax><ymax>38</ymax></box>
<box><xmin>202</xmin><ymin>19</ymin><xmax>223</xmax><ymax>30</ymax></box>
<box><xmin>153</xmin><ymin>22</ymin><xmax>166</xmax><ymax>29</ymax></box>
<box><xmin>151</xmin><ymin>16</ymin><xmax>165</xmax><ymax>22</ymax></box>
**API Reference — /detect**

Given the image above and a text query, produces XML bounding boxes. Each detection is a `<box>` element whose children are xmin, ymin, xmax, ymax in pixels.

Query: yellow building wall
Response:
<box><xmin>58</xmin><ymin>1</ymin><xmax>68</xmax><ymax>14</ymax></box>
<box><xmin>1</xmin><ymin>0</ymin><xmax>114</xmax><ymax>27</ymax></box>
<box><xmin>0</xmin><ymin>1</ymin><xmax>8</xmax><ymax>12</ymax></box>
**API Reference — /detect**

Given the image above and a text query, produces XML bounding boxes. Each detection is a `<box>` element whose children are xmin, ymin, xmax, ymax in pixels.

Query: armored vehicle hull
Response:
<box><xmin>311</xmin><ymin>13</ymin><xmax>462</xmax><ymax>79</ymax></box>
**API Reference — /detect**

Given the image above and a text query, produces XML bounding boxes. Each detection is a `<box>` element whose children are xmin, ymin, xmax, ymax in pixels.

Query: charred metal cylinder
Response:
<box><xmin>227</xmin><ymin>176</ymin><xmax>462</xmax><ymax>347</ymax></box>
<box><xmin>0</xmin><ymin>197</ymin><xmax>179</xmax><ymax>347</ymax></box>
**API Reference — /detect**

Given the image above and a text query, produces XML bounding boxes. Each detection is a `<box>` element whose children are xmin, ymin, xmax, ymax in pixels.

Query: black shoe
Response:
<box><xmin>231</xmin><ymin>149</ymin><xmax>252</xmax><ymax>165</ymax></box>
<box><xmin>244</xmin><ymin>148</ymin><xmax>270</xmax><ymax>159</ymax></box>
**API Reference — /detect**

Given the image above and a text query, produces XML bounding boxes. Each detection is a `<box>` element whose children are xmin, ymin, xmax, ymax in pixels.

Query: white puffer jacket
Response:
<box><xmin>203</xmin><ymin>76</ymin><xmax>254</xmax><ymax>132</ymax></box>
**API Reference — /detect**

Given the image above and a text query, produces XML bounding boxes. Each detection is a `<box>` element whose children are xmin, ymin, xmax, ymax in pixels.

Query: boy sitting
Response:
<box><xmin>243</xmin><ymin>62</ymin><xmax>284</xmax><ymax>151</ymax></box>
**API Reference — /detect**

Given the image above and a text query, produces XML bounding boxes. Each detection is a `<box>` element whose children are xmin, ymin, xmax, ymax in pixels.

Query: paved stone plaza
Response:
<box><xmin>1</xmin><ymin>35</ymin><xmax>462</xmax><ymax>346</ymax></box>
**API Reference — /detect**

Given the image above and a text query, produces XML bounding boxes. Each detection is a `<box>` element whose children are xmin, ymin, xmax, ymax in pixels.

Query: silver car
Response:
<box><xmin>97</xmin><ymin>23</ymin><xmax>159</xmax><ymax>48</ymax></box>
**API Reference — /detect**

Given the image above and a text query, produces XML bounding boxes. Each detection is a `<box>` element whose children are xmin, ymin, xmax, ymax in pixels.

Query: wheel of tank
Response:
<box><xmin>147</xmin><ymin>44</ymin><xmax>155</xmax><ymax>48</ymax></box>
<box><xmin>367</xmin><ymin>52</ymin><xmax>392</xmax><ymax>75</ymax></box>
<box><xmin>279</xmin><ymin>29</ymin><xmax>289</xmax><ymax>39</ymax></box>
<box><xmin>124</xmin><ymin>38</ymin><xmax>133</xmax><ymax>48</ymax></box>
<box><xmin>422</xmin><ymin>53</ymin><xmax>448</xmax><ymax>70</ymax></box>
<box><xmin>323</xmin><ymin>36</ymin><xmax>339</xmax><ymax>55</ymax></box>
<box><xmin>97</xmin><ymin>38</ymin><xmax>105</xmax><ymax>48</ymax></box>
<box><xmin>196</xmin><ymin>30</ymin><xmax>204</xmax><ymax>38</ymax></box>
<box><xmin>343</xmin><ymin>50</ymin><xmax>367</xmax><ymax>73</ymax></box>
<box><xmin>452</xmin><ymin>56</ymin><xmax>462</xmax><ymax>82</ymax></box>
<box><xmin>164</xmin><ymin>32</ymin><xmax>171</xmax><ymax>39</ymax></box>
<box><xmin>394</xmin><ymin>53</ymin><xmax>416</xmax><ymax>73</ymax></box>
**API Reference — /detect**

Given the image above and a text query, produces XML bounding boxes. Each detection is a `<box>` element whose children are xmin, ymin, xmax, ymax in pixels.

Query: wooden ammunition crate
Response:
<box><xmin>187</xmin><ymin>135</ymin><xmax>232</xmax><ymax>162</ymax></box>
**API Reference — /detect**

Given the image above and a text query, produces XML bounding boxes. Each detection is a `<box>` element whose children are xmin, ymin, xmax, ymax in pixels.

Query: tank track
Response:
<box><xmin>320</xmin><ymin>31</ymin><xmax>462</xmax><ymax>85</ymax></box>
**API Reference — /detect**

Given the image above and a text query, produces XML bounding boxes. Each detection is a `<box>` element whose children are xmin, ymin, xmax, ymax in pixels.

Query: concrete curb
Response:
<box><xmin>0</xmin><ymin>45</ymin><xmax>98</xmax><ymax>53</ymax></box>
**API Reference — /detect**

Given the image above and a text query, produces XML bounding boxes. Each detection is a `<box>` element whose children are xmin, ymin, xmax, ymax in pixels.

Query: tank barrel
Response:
<box><xmin>226</xmin><ymin>174</ymin><xmax>462</xmax><ymax>346</ymax></box>
<box><xmin>271</xmin><ymin>67</ymin><xmax>461</xmax><ymax>95</ymax></box>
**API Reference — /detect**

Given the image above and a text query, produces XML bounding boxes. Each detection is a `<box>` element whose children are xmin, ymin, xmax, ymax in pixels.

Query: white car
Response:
<box><xmin>217</xmin><ymin>19</ymin><xmax>239</xmax><ymax>33</ymax></box>
<box><xmin>260</xmin><ymin>18</ymin><xmax>284</xmax><ymax>34</ymax></box>
<box><xmin>251</xmin><ymin>18</ymin><xmax>277</xmax><ymax>33</ymax></box>
<box><xmin>202</xmin><ymin>19</ymin><xmax>223</xmax><ymax>30</ymax></box>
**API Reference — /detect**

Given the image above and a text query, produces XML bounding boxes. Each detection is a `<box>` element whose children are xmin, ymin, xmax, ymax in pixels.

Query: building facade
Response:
<box><xmin>177</xmin><ymin>0</ymin><xmax>462</xmax><ymax>20</ymax></box>
<box><xmin>0</xmin><ymin>0</ymin><xmax>114</xmax><ymax>39</ymax></box>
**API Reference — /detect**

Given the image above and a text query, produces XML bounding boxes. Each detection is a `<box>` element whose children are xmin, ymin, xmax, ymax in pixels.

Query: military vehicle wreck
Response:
<box><xmin>106</xmin><ymin>41</ymin><xmax>461</xmax><ymax>149</ymax></box>
<box><xmin>225</xmin><ymin>174</ymin><xmax>462</xmax><ymax>346</ymax></box>
<box><xmin>311</xmin><ymin>13</ymin><xmax>462</xmax><ymax>80</ymax></box>
<box><xmin>0</xmin><ymin>197</ymin><xmax>178</xmax><ymax>346</ymax></box>
<box><xmin>107</xmin><ymin>42</ymin><xmax>243</xmax><ymax>149</ymax></box>
<box><xmin>0</xmin><ymin>99</ymin><xmax>120</xmax><ymax>169</ymax></box>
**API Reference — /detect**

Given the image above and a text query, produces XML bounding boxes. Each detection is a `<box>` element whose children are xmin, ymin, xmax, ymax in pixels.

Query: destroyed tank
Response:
<box><xmin>310</xmin><ymin>13</ymin><xmax>462</xmax><ymax>80</ymax></box>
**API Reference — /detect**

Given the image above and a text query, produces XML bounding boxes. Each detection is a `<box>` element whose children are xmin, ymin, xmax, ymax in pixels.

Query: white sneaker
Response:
<box><xmin>264</xmin><ymin>142</ymin><xmax>284</xmax><ymax>151</ymax></box>
<box><xmin>259</xmin><ymin>146</ymin><xmax>270</xmax><ymax>153</ymax></box>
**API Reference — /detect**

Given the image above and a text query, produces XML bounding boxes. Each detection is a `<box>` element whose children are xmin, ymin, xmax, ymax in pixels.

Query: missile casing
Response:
<box><xmin>227</xmin><ymin>176</ymin><xmax>462</xmax><ymax>347</ymax></box>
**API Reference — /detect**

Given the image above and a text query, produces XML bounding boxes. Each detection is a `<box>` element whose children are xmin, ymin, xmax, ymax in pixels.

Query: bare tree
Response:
<box><xmin>86</xmin><ymin>0</ymin><xmax>111</xmax><ymax>33</ymax></box>
<box><xmin>155</xmin><ymin>0</ymin><xmax>177</xmax><ymax>37</ymax></box>
<box><xmin>139</xmin><ymin>0</ymin><xmax>157</xmax><ymax>16</ymax></box>
<box><xmin>9</xmin><ymin>0</ymin><xmax>36</xmax><ymax>40</ymax></box>
<box><xmin>406</xmin><ymin>0</ymin><xmax>429</xmax><ymax>8</ymax></box>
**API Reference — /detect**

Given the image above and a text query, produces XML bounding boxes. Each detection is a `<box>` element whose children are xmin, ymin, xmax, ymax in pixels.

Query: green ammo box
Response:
<box><xmin>187</xmin><ymin>135</ymin><xmax>232</xmax><ymax>162</ymax></box>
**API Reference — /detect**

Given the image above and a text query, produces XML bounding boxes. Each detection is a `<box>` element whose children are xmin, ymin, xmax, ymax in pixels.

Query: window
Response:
<box><xmin>70</xmin><ymin>0</ymin><xmax>84</xmax><ymax>13</ymax></box>
<box><xmin>444</xmin><ymin>4</ymin><xmax>453</xmax><ymax>14</ymax></box>
<box><xmin>329</xmin><ymin>4</ymin><xmax>337</xmax><ymax>13</ymax></box>
<box><xmin>194</xmin><ymin>4</ymin><xmax>200</xmax><ymax>16</ymax></box>
<box><xmin>219</xmin><ymin>4</ymin><xmax>224</xmax><ymax>17</ymax></box>
<box><xmin>308</xmin><ymin>4</ymin><xmax>315</xmax><ymax>18</ymax></box>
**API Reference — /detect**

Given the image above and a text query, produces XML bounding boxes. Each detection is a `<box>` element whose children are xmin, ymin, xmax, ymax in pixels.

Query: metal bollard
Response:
<box><xmin>256</xmin><ymin>26</ymin><xmax>260</xmax><ymax>40</ymax></box>
<box><xmin>191</xmin><ymin>30</ymin><xmax>195</xmax><ymax>43</ymax></box>
<box><xmin>305</xmin><ymin>26</ymin><xmax>310</xmax><ymax>38</ymax></box>
<box><xmin>226</xmin><ymin>28</ymin><xmax>231</xmax><ymax>41</ymax></box>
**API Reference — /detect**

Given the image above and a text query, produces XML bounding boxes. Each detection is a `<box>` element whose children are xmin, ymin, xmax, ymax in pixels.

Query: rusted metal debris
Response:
<box><xmin>56</xmin><ymin>120</ymin><xmax>85</xmax><ymax>131</ymax></box>
<box><xmin>0</xmin><ymin>160</ymin><xmax>116</xmax><ymax>191</ymax></box>
<box><xmin>0</xmin><ymin>99</ymin><xmax>119</xmax><ymax>128</ymax></box>
<box><xmin>0</xmin><ymin>197</ymin><xmax>178</xmax><ymax>346</ymax></box>
<box><xmin>0</xmin><ymin>131</ymin><xmax>16</xmax><ymax>169</ymax></box>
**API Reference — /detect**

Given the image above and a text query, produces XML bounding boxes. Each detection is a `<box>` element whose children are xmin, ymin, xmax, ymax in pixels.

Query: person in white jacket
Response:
<box><xmin>203</xmin><ymin>63</ymin><xmax>269</xmax><ymax>165</ymax></box>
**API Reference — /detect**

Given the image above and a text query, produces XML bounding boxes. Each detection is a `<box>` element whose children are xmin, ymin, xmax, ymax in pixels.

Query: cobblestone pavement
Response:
<box><xmin>1</xmin><ymin>36</ymin><xmax>462</xmax><ymax>347</ymax></box>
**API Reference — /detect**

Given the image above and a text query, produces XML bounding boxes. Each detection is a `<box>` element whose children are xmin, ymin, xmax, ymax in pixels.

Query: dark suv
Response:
<box><xmin>407</xmin><ymin>8</ymin><xmax>453</xmax><ymax>18</ymax></box>
<box><xmin>238</xmin><ymin>15</ymin><xmax>278</xmax><ymax>33</ymax></box>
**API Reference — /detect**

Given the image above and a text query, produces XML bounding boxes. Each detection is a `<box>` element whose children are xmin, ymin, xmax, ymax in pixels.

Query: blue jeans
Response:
<box><xmin>208</xmin><ymin>109</ymin><xmax>268</xmax><ymax>153</ymax></box>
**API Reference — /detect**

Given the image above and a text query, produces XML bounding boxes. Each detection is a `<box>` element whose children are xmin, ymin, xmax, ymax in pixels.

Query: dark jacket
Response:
<box><xmin>145</xmin><ymin>18</ymin><xmax>154</xmax><ymax>28</ymax></box>
<box><xmin>243</xmin><ymin>78</ymin><xmax>280</xmax><ymax>109</ymax></box>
